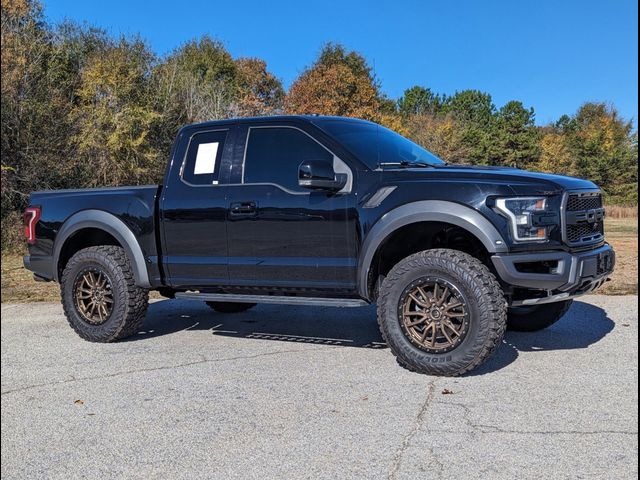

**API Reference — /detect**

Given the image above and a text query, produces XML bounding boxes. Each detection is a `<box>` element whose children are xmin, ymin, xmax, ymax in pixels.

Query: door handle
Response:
<box><xmin>230</xmin><ymin>201</ymin><xmax>258</xmax><ymax>217</ymax></box>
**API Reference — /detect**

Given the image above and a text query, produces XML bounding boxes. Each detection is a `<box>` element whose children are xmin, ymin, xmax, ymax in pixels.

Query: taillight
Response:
<box><xmin>23</xmin><ymin>207</ymin><xmax>41</xmax><ymax>244</ymax></box>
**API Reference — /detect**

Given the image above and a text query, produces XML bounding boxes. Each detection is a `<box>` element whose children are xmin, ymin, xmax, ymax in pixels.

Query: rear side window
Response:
<box><xmin>243</xmin><ymin>127</ymin><xmax>333</xmax><ymax>192</ymax></box>
<box><xmin>181</xmin><ymin>130</ymin><xmax>227</xmax><ymax>185</ymax></box>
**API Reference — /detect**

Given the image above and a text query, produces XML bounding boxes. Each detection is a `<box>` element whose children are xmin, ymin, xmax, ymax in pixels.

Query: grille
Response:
<box><xmin>566</xmin><ymin>194</ymin><xmax>603</xmax><ymax>211</ymax></box>
<box><xmin>566</xmin><ymin>222</ymin><xmax>604</xmax><ymax>243</ymax></box>
<box><xmin>563</xmin><ymin>192</ymin><xmax>605</xmax><ymax>245</ymax></box>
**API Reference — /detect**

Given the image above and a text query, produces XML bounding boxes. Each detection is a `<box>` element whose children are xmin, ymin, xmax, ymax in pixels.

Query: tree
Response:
<box><xmin>444</xmin><ymin>90</ymin><xmax>495</xmax><ymax>125</ymax></box>
<box><xmin>72</xmin><ymin>37</ymin><xmax>161</xmax><ymax>186</ymax></box>
<box><xmin>398</xmin><ymin>86</ymin><xmax>445</xmax><ymax>117</ymax></box>
<box><xmin>407</xmin><ymin>114</ymin><xmax>470</xmax><ymax>163</ymax></box>
<box><xmin>233</xmin><ymin>58</ymin><xmax>284</xmax><ymax>117</ymax></box>
<box><xmin>442</xmin><ymin>90</ymin><xmax>496</xmax><ymax>163</ymax></box>
<box><xmin>537</xmin><ymin>130</ymin><xmax>576</xmax><ymax>176</ymax></box>
<box><xmin>492</xmin><ymin>101</ymin><xmax>540</xmax><ymax>168</ymax></box>
<box><xmin>1</xmin><ymin>0</ymin><xmax>77</xmax><ymax>215</ymax></box>
<box><xmin>154</xmin><ymin>36</ymin><xmax>238</xmax><ymax>126</ymax></box>
<box><xmin>562</xmin><ymin>102</ymin><xmax>638</xmax><ymax>202</ymax></box>
<box><xmin>285</xmin><ymin>43</ymin><xmax>382</xmax><ymax>120</ymax></box>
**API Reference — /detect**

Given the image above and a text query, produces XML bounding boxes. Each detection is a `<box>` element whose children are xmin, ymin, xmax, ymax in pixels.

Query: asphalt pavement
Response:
<box><xmin>1</xmin><ymin>295</ymin><xmax>638</xmax><ymax>479</ymax></box>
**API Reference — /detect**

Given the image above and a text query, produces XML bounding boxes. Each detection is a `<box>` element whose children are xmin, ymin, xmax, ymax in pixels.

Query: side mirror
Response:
<box><xmin>298</xmin><ymin>160</ymin><xmax>347</xmax><ymax>192</ymax></box>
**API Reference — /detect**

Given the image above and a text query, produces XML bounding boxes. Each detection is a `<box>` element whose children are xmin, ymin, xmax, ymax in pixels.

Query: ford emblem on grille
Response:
<box><xmin>586</xmin><ymin>209</ymin><xmax>605</xmax><ymax>224</ymax></box>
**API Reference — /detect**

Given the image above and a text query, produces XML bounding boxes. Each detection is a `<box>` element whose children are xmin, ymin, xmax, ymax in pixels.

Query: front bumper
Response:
<box><xmin>492</xmin><ymin>244</ymin><xmax>615</xmax><ymax>304</ymax></box>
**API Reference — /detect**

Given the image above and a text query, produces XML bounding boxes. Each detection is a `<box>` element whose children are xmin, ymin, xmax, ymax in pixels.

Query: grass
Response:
<box><xmin>1</xmin><ymin>254</ymin><xmax>60</xmax><ymax>303</ymax></box>
<box><xmin>605</xmin><ymin>205</ymin><xmax>638</xmax><ymax>219</ymax></box>
<box><xmin>1</xmin><ymin>218</ymin><xmax>637</xmax><ymax>303</ymax></box>
<box><xmin>600</xmin><ymin>217</ymin><xmax>638</xmax><ymax>295</ymax></box>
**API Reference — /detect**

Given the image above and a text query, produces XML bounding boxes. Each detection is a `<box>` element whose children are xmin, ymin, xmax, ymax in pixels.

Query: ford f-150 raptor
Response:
<box><xmin>23</xmin><ymin>115</ymin><xmax>615</xmax><ymax>375</ymax></box>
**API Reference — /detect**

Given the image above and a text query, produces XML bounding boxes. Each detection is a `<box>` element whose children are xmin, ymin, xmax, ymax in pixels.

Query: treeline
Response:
<box><xmin>1</xmin><ymin>0</ymin><xmax>637</xmax><ymax>248</ymax></box>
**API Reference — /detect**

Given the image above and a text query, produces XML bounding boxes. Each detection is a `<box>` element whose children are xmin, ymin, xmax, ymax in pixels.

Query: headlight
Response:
<box><xmin>494</xmin><ymin>197</ymin><xmax>549</xmax><ymax>242</ymax></box>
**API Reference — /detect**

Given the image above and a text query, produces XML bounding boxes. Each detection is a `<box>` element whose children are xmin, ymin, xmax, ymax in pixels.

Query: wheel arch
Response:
<box><xmin>358</xmin><ymin>200</ymin><xmax>508</xmax><ymax>299</ymax></box>
<box><xmin>53</xmin><ymin>210</ymin><xmax>151</xmax><ymax>288</ymax></box>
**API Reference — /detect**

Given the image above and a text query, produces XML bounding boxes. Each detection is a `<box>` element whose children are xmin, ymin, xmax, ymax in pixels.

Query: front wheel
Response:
<box><xmin>507</xmin><ymin>300</ymin><xmax>573</xmax><ymax>332</ymax></box>
<box><xmin>377</xmin><ymin>249</ymin><xmax>507</xmax><ymax>376</ymax></box>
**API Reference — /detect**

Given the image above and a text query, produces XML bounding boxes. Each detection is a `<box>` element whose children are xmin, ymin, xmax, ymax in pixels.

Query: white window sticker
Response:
<box><xmin>193</xmin><ymin>142</ymin><xmax>219</xmax><ymax>175</ymax></box>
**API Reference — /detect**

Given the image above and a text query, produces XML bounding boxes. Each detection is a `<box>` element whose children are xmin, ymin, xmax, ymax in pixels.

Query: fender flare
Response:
<box><xmin>53</xmin><ymin>210</ymin><xmax>151</xmax><ymax>288</ymax></box>
<box><xmin>358</xmin><ymin>200</ymin><xmax>508</xmax><ymax>298</ymax></box>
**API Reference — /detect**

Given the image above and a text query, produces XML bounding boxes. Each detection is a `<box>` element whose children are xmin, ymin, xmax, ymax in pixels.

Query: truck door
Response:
<box><xmin>159</xmin><ymin>125</ymin><xmax>235</xmax><ymax>288</ymax></box>
<box><xmin>225</xmin><ymin>124</ymin><xmax>359</xmax><ymax>292</ymax></box>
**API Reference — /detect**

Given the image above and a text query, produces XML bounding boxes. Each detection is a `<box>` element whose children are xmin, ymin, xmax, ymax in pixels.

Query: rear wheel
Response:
<box><xmin>206</xmin><ymin>302</ymin><xmax>256</xmax><ymax>313</ymax></box>
<box><xmin>377</xmin><ymin>249</ymin><xmax>507</xmax><ymax>376</ymax></box>
<box><xmin>507</xmin><ymin>300</ymin><xmax>573</xmax><ymax>332</ymax></box>
<box><xmin>61</xmin><ymin>246</ymin><xmax>148</xmax><ymax>342</ymax></box>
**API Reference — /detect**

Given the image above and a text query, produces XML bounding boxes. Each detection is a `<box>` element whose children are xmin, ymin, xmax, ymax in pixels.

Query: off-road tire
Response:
<box><xmin>507</xmin><ymin>300</ymin><xmax>573</xmax><ymax>332</ymax></box>
<box><xmin>206</xmin><ymin>302</ymin><xmax>257</xmax><ymax>313</ymax></box>
<box><xmin>61</xmin><ymin>246</ymin><xmax>148</xmax><ymax>342</ymax></box>
<box><xmin>377</xmin><ymin>249</ymin><xmax>507</xmax><ymax>376</ymax></box>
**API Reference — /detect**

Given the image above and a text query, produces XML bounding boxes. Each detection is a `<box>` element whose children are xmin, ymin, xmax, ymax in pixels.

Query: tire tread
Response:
<box><xmin>61</xmin><ymin>245</ymin><xmax>148</xmax><ymax>342</ymax></box>
<box><xmin>377</xmin><ymin>249</ymin><xmax>507</xmax><ymax>376</ymax></box>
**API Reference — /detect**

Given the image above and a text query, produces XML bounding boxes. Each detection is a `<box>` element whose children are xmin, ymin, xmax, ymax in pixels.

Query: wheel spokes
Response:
<box><xmin>75</xmin><ymin>270</ymin><xmax>113</xmax><ymax>325</ymax></box>
<box><xmin>444</xmin><ymin>302</ymin><xmax>463</xmax><ymax>312</ymax></box>
<box><xmin>400</xmin><ymin>279</ymin><xmax>468</xmax><ymax>353</ymax></box>
<box><xmin>420</xmin><ymin>322</ymin><xmax>433</xmax><ymax>342</ymax></box>
<box><xmin>436</xmin><ymin>286</ymin><xmax>449</xmax><ymax>306</ymax></box>
<box><xmin>429</xmin><ymin>323</ymin><xmax>437</xmax><ymax>348</ymax></box>
<box><xmin>403</xmin><ymin>306</ymin><xmax>428</xmax><ymax>326</ymax></box>
<box><xmin>408</xmin><ymin>292</ymin><xmax>430</xmax><ymax>309</ymax></box>
<box><xmin>443</xmin><ymin>320</ymin><xmax>461</xmax><ymax>338</ymax></box>
<box><xmin>440</xmin><ymin>323</ymin><xmax>454</xmax><ymax>344</ymax></box>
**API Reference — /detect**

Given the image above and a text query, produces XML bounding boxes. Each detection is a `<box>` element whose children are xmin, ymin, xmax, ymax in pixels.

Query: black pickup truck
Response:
<box><xmin>23</xmin><ymin>115</ymin><xmax>615</xmax><ymax>375</ymax></box>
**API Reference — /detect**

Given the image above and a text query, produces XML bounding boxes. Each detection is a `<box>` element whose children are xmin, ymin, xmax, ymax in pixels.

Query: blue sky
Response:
<box><xmin>44</xmin><ymin>0</ymin><xmax>638</xmax><ymax>126</ymax></box>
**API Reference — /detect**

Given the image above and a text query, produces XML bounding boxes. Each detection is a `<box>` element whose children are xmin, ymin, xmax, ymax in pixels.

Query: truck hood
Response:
<box><xmin>385</xmin><ymin>164</ymin><xmax>599</xmax><ymax>194</ymax></box>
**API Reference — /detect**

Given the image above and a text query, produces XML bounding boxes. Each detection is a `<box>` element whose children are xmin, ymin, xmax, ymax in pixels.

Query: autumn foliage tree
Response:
<box><xmin>234</xmin><ymin>58</ymin><xmax>284</xmax><ymax>117</ymax></box>
<box><xmin>405</xmin><ymin>114</ymin><xmax>470</xmax><ymax>162</ymax></box>
<box><xmin>538</xmin><ymin>130</ymin><xmax>577</xmax><ymax>176</ymax></box>
<box><xmin>72</xmin><ymin>37</ymin><xmax>161</xmax><ymax>186</ymax></box>
<box><xmin>152</xmin><ymin>37</ymin><xmax>284</xmax><ymax>153</ymax></box>
<box><xmin>286</xmin><ymin>43</ymin><xmax>382</xmax><ymax>120</ymax></box>
<box><xmin>562</xmin><ymin>103</ymin><xmax>638</xmax><ymax>203</ymax></box>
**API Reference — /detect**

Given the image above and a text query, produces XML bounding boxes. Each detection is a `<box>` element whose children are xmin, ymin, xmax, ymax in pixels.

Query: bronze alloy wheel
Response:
<box><xmin>73</xmin><ymin>268</ymin><xmax>114</xmax><ymax>325</ymax></box>
<box><xmin>398</xmin><ymin>277</ymin><xmax>470</xmax><ymax>353</ymax></box>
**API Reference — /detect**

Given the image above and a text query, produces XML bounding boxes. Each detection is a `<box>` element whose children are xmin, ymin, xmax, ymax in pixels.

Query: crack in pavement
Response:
<box><xmin>388</xmin><ymin>380</ymin><xmax>443</xmax><ymax>480</ymax></box>
<box><xmin>434</xmin><ymin>401</ymin><xmax>638</xmax><ymax>436</ymax></box>
<box><xmin>1</xmin><ymin>346</ymin><xmax>340</xmax><ymax>396</ymax></box>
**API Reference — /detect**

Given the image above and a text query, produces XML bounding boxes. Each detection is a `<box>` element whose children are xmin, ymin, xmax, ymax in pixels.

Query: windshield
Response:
<box><xmin>315</xmin><ymin>119</ymin><xmax>445</xmax><ymax>169</ymax></box>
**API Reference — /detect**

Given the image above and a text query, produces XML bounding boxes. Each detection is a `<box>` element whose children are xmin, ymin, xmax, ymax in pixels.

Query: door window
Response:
<box><xmin>243</xmin><ymin>127</ymin><xmax>333</xmax><ymax>192</ymax></box>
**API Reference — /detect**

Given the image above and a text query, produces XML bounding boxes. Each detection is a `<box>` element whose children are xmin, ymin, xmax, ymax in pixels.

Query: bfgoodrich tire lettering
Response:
<box><xmin>61</xmin><ymin>246</ymin><xmax>148</xmax><ymax>342</ymax></box>
<box><xmin>377</xmin><ymin>249</ymin><xmax>507</xmax><ymax>376</ymax></box>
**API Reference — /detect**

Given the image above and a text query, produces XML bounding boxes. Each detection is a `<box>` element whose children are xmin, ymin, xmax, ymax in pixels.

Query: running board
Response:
<box><xmin>174</xmin><ymin>292</ymin><xmax>369</xmax><ymax>308</ymax></box>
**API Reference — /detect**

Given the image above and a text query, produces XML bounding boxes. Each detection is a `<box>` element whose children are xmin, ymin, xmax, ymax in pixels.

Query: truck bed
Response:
<box><xmin>27</xmin><ymin>185</ymin><xmax>162</xmax><ymax>284</ymax></box>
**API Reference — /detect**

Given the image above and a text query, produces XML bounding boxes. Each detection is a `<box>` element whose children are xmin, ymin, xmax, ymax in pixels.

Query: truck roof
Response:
<box><xmin>184</xmin><ymin>115</ymin><xmax>375</xmax><ymax>130</ymax></box>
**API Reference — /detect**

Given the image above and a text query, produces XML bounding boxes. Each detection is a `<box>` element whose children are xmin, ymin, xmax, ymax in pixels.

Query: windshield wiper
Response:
<box><xmin>379</xmin><ymin>161</ymin><xmax>435</xmax><ymax>168</ymax></box>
